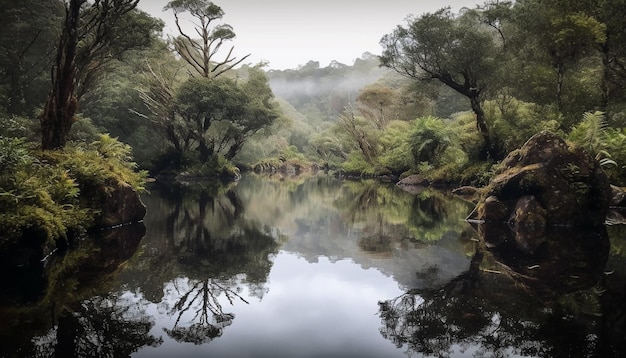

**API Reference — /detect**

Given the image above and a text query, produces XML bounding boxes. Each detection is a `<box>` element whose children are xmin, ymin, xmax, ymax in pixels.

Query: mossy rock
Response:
<box><xmin>471</xmin><ymin>131</ymin><xmax>610</xmax><ymax>228</ymax></box>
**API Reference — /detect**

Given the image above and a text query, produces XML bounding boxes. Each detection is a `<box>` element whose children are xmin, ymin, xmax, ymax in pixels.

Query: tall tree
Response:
<box><xmin>40</xmin><ymin>0</ymin><xmax>162</xmax><ymax>150</ymax></box>
<box><xmin>40</xmin><ymin>0</ymin><xmax>85</xmax><ymax>150</ymax></box>
<box><xmin>174</xmin><ymin>68</ymin><xmax>279</xmax><ymax>162</ymax></box>
<box><xmin>164</xmin><ymin>0</ymin><xmax>250</xmax><ymax>79</ymax></box>
<box><xmin>511</xmin><ymin>0</ymin><xmax>606</xmax><ymax>117</ymax></box>
<box><xmin>380</xmin><ymin>6</ymin><xmax>506</xmax><ymax>160</ymax></box>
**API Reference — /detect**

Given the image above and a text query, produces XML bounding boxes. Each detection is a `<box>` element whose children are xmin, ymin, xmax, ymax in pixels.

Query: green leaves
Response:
<box><xmin>168</xmin><ymin>68</ymin><xmax>279</xmax><ymax>166</ymax></box>
<box><xmin>409</xmin><ymin>116</ymin><xmax>452</xmax><ymax>165</ymax></box>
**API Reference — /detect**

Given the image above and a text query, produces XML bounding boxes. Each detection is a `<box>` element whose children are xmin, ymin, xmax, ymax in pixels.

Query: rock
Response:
<box><xmin>469</xmin><ymin>131</ymin><xmax>611</xmax><ymax>228</ymax></box>
<box><xmin>452</xmin><ymin>185</ymin><xmax>480</xmax><ymax>197</ymax></box>
<box><xmin>481</xmin><ymin>195</ymin><xmax>509</xmax><ymax>223</ymax></box>
<box><xmin>509</xmin><ymin>195</ymin><xmax>547</xmax><ymax>254</ymax></box>
<box><xmin>610</xmin><ymin>184</ymin><xmax>626</xmax><ymax>207</ymax></box>
<box><xmin>397</xmin><ymin>174</ymin><xmax>430</xmax><ymax>193</ymax></box>
<box><xmin>96</xmin><ymin>182</ymin><xmax>147</xmax><ymax>228</ymax></box>
<box><xmin>397</xmin><ymin>174</ymin><xmax>430</xmax><ymax>187</ymax></box>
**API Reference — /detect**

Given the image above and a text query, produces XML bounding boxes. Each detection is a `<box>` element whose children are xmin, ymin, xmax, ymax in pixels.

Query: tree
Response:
<box><xmin>356</xmin><ymin>84</ymin><xmax>397</xmax><ymax>129</ymax></box>
<box><xmin>0</xmin><ymin>0</ymin><xmax>64</xmax><ymax>116</ymax></box>
<box><xmin>380</xmin><ymin>7</ymin><xmax>505</xmax><ymax>160</ymax></box>
<box><xmin>40</xmin><ymin>0</ymin><xmax>161</xmax><ymax>150</ymax></box>
<box><xmin>511</xmin><ymin>0</ymin><xmax>606</xmax><ymax>117</ymax></box>
<box><xmin>337</xmin><ymin>106</ymin><xmax>379</xmax><ymax>165</ymax></box>
<box><xmin>164</xmin><ymin>0</ymin><xmax>250</xmax><ymax>79</ymax></box>
<box><xmin>174</xmin><ymin>69</ymin><xmax>279</xmax><ymax>162</ymax></box>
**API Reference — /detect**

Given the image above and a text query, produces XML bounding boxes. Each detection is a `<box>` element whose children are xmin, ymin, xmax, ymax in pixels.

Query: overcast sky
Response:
<box><xmin>137</xmin><ymin>0</ymin><xmax>483</xmax><ymax>70</ymax></box>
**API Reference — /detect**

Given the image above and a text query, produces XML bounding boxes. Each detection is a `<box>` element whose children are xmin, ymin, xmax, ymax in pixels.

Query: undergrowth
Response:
<box><xmin>0</xmin><ymin>134</ymin><xmax>146</xmax><ymax>252</ymax></box>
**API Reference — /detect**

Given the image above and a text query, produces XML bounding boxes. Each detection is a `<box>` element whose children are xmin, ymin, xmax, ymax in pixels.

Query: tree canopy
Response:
<box><xmin>164</xmin><ymin>0</ymin><xmax>250</xmax><ymax>78</ymax></box>
<box><xmin>380</xmin><ymin>6</ymin><xmax>505</xmax><ymax>159</ymax></box>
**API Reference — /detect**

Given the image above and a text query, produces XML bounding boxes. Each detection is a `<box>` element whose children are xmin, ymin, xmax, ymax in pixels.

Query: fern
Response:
<box><xmin>568</xmin><ymin>111</ymin><xmax>607</xmax><ymax>155</ymax></box>
<box><xmin>409</xmin><ymin>116</ymin><xmax>452</xmax><ymax>165</ymax></box>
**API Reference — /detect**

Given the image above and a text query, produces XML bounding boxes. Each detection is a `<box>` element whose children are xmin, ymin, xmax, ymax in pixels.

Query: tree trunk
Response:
<box><xmin>469</xmin><ymin>95</ymin><xmax>496</xmax><ymax>160</ymax></box>
<box><xmin>40</xmin><ymin>0</ymin><xmax>83</xmax><ymax>150</ymax></box>
<box><xmin>600</xmin><ymin>43</ymin><xmax>611</xmax><ymax>119</ymax></box>
<box><xmin>198</xmin><ymin>141</ymin><xmax>214</xmax><ymax>162</ymax></box>
<box><xmin>555</xmin><ymin>65</ymin><xmax>565</xmax><ymax>115</ymax></box>
<box><xmin>225</xmin><ymin>139</ymin><xmax>243</xmax><ymax>161</ymax></box>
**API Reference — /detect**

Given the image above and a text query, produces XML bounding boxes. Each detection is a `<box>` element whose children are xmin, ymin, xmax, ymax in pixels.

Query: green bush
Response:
<box><xmin>0</xmin><ymin>137</ymin><xmax>91</xmax><ymax>251</ymax></box>
<box><xmin>342</xmin><ymin>151</ymin><xmax>379</xmax><ymax>176</ymax></box>
<box><xmin>0</xmin><ymin>135</ymin><xmax>147</xmax><ymax>251</ymax></box>
<box><xmin>599</xmin><ymin>127</ymin><xmax>626</xmax><ymax>186</ymax></box>
<box><xmin>408</xmin><ymin>116</ymin><xmax>452</xmax><ymax>165</ymax></box>
<box><xmin>378</xmin><ymin>120</ymin><xmax>413</xmax><ymax>174</ymax></box>
<box><xmin>485</xmin><ymin>97</ymin><xmax>560</xmax><ymax>155</ymax></box>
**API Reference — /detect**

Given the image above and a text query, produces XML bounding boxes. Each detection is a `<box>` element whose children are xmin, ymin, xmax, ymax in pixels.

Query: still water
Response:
<box><xmin>1</xmin><ymin>174</ymin><xmax>625</xmax><ymax>357</ymax></box>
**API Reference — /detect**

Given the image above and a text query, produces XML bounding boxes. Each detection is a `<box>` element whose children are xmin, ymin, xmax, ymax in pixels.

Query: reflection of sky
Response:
<box><xmin>133</xmin><ymin>252</ymin><xmax>406</xmax><ymax>358</ymax></box>
<box><xmin>129</xmin><ymin>177</ymin><xmax>475</xmax><ymax>356</ymax></box>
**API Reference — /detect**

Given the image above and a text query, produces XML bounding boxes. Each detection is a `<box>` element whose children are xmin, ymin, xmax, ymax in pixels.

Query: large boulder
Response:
<box><xmin>468</xmin><ymin>131</ymin><xmax>611</xmax><ymax>253</ymax></box>
<box><xmin>93</xmin><ymin>182</ymin><xmax>147</xmax><ymax>228</ymax></box>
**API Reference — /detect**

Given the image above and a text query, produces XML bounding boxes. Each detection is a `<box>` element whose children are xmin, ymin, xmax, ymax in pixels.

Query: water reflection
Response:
<box><xmin>35</xmin><ymin>295</ymin><xmax>161</xmax><ymax>357</ymax></box>
<box><xmin>0</xmin><ymin>223</ymin><xmax>159</xmax><ymax>358</ymax></box>
<box><xmin>161</xmin><ymin>278</ymin><xmax>239</xmax><ymax>344</ymax></box>
<box><xmin>3</xmin><ymin>174</ymin><xmax>624</xmax><ymax>357</ymax></box>
<box><xmin>378</xmin><ymin>225</ymin><xmax>626</xmax><ymax>357</ymax></box>
<box><xmin>236</xmin><ymin>176</ymin><xmax>475</xmax><ymax>289</ymax></box>
<box><xmin>128</xmin><ymin>182</ymin><xmax>282</xmax><ymax>345</ymax></box>
<box><xmin>131</xmin><ymin>175</ymin><xmax>475</xmax><ymax>356</ymax></box>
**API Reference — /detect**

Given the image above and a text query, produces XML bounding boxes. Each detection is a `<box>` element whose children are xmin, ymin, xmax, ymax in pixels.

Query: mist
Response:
<box><xmin>266</xmin><ymin>54</ymin><xmax>391</xmax><ymax>120</ymax></box>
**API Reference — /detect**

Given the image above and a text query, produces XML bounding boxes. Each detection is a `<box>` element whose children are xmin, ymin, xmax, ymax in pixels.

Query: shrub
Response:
<box><xmin>408</xmin><ymin>116</ymin><xmax>453</xmax><ymax>165</ymax></box>
<box><xmin>0</xmin><ymin>135</ymin><xmax>147</xmax><ymax>252</ymax></box>
<box><xmin>0</xmin><ymin>137</ymin><xmax>91</xmax><ymax>251</ymax></box>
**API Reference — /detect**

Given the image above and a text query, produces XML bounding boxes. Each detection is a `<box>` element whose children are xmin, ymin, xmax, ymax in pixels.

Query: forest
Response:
<box><xmin>1</xmin><ymin>0</ymin><xmax>626</xmax><ymax>250</ymax></box>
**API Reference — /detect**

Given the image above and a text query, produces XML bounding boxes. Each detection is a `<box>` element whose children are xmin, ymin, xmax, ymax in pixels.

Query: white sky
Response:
<box><xmin>137</xmin><ymin>0</ymin><xmax>483</xmax><ymax>70</ymax></box>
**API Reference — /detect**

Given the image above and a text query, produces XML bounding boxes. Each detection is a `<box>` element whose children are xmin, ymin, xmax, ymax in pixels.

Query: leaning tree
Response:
<box><xmin>380</xmin><ymin>6</ymin><xmax>507</xmax><ymax>160</ymax></box>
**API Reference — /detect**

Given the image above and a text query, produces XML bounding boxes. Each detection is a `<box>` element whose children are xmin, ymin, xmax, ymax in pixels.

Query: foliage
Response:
<box><xmin>40</xmin><ymin>0</ymin><xmax>162</xmax><ymax>150</ymax></box>
<box><xmin>175</xmin><ymin>72</ymin><xmax>279</xmax><ymax>160</ymax></box>
<box><xmin>341</xmin><ymin>151</ymin><xmax>379</xmax><ymax>177</ymax></box>
<box><xmin>81</xmin><ymin>40</ymin><xmax>172</xmax><ymax>169</ymax></box>
<box><xmin>408</xmin><ymin>116</ymin><xmax>452</xmax><ymax>165</ymax></box>
<box><xmin>568</xmin><ymin>111</ymin><xmax>608</xmax><ymax>155</ymax></box>
<box><xmin>139</xmin><ymin>64</ymin><xmax>279</xmax><ymax>175</ymax></box>
<box><xmin>380</xmin><ymin>6</ymin><xmax>506</xmax><ymax>159</ymax></box>
<box><xmin>180</xmin><ymin>153</ymin><xmax>240</xmax><ymax>181</ymax></box>
<box><xmin>602</xmin><ymin>128</ymin><xmax>626</xmax><ymax>185</ymax></box>
<box><xmin>0</xmin><ymin>134</ymin><xmax>146</xmax><ymax>251</ymax></box>
<box><xmin>377</xmin><ymin>121</ymin><xmax>413</xmax><ymax>172</ymax></box>
<box><xmin>43</xmin><ymin>134</ymin><xmax>148</xmax><ymax>193</ymax></box>
<box><xmin>0</xmin><ymin>137</ymin><xmax>91</xmax><ymax>251</ymax></box>
<box><xmin>485</xmin><ymin>96</ymin><xmax>561</xmax><ymax>154</ymax></box>
<box><xmin>0</xmin><ymin>0</ymin><xmax>64</xmax><ymax>116</ymax></box>
<box><xmin>568</xmin><ymin>111</ymin><xmax>626</xmax><ymax>185</ymax></box>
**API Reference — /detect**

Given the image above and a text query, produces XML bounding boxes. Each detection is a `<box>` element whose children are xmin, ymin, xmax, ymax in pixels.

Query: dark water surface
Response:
<box><xmin>1</xmin><ymin>174</ymin><xmax>625</xmax><ymax>357</ymax></box>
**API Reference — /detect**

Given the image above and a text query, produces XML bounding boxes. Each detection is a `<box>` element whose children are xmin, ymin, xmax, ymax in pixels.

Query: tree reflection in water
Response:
<box><xmin>35</xmin><ymin>295</ymin><xmax>161</xmax><ymax>358</ymax></box>
<box><xmin>0</xmin><ymin>224</ymin><xmax>162</xmax><ymax>358</ymax></box>
<box><xmin>379</xmin><ymin>226</ymin><xmax>626</xmax><ymax>357</ymax></box>
<box><xmin>161</xmin><ymin>277</ymin><xmax>248</xmax><ymax>344</ymax></box>
<box><xmin>141</xmin><ymin>182</ymin><xmax>282</xmax><ymax>344</ymax></box>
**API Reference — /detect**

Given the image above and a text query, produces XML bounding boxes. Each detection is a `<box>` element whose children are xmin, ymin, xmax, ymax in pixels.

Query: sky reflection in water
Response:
<box><xmin>127</xmin><ymin>175</ymin><xmax>473</xmax><ymax>357</ymax></box>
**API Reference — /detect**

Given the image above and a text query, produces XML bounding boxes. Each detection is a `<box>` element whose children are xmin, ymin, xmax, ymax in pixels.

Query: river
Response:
<box><xmin>1</xmin><ymin>174</ymin><xmax>625</xmax><ymax>357</ymax></box>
